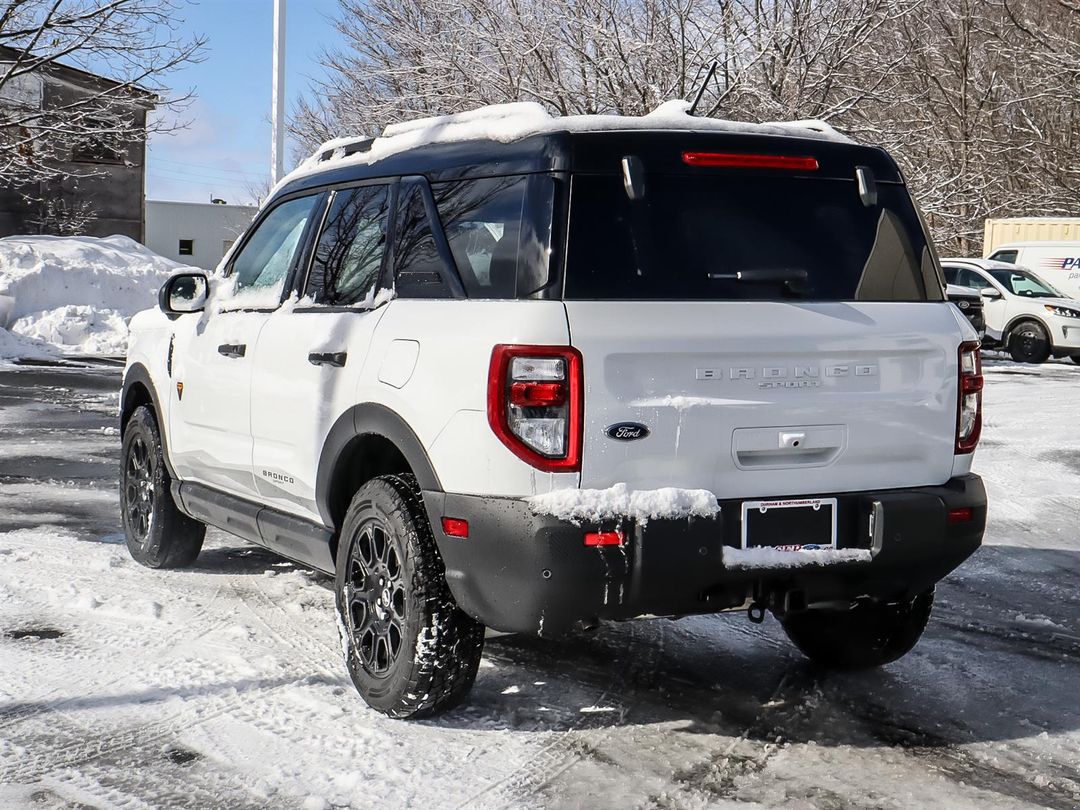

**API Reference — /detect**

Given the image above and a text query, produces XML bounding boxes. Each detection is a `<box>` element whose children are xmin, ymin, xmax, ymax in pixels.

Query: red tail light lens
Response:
<box><xmin>584</xmin><ymin>531</ymin><xmax>624</xmax><ymax>547</ymax></box>
<box><xmin>441</xmin><ymin>517</ymin><xmax>470</xmax><ymax>538</ymax></box>
<box><xmin>488</xmin><ymin>345</ymin><xmax>583</xmax><ymax>472</ymax></box>
<box><xmin>956</xmin><ymin>341</ymin><xmax>983</xmax><ymax>454</ymax></box>
<box><xmin>510</xmin><ymin>381</ymin><xmax>567</xmax><ymax>407</ymax></box>
<box><xmin>947</xmin><ymin>507</ymin><xmax>974</xmax><ymax>524</ymax></box>
<box><xmin>682</xmin><ymin>152</ymin><xmax>819</xmax><ymax>171</ymax></box>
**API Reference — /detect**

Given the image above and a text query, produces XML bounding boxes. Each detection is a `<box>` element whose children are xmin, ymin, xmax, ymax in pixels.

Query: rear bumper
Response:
<box><xmin>423</xmin><ymin>475</ymin><xmax>986</xmax><ymax>636</ymax></box>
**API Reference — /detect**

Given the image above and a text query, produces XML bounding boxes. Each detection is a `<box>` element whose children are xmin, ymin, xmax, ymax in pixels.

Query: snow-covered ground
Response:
<box><xmin>0</xmin><ymin>235</ymin><xmax>190</xmax><ymax>359</ymax></box>
<box><xmin>0</xmin><ymin>357</ymin><xmax>1078</xmax><ymax>809</ymax></box>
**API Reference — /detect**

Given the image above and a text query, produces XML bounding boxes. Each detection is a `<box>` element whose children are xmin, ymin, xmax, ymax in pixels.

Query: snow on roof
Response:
<box><xmin>941</xmin><ymin>257</ymin><xmax>1030</xmax><ymax>270</ymax></box>
<box><xmin>271</xmin><ymin>100</ymin><xmax>851</xmax><ymax>199</ymax></box>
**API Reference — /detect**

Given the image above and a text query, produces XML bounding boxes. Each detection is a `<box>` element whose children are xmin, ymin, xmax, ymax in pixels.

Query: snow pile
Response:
<box><xmin>722</xmin><ymin>546</ymin><xmax>872</xmax><ymax>569</ymax></box>
<box><xmin>0</xmin><ymin>234</ymin><xmax>192</xmax><ymax>358</ymax></box>
<box><xmin>528</xmin><ymin>482</ymin><xmax>720</xmax><ymax>525</ymax></box>
<box><xmin>277</xmin><ymin>100</ymin><xmax>850</xmax><ymax>196</ymax></box>
<box><xmin>0</xmin><ymin>325</ymin><xmax>59</xmax><ymax>362</ymax></box>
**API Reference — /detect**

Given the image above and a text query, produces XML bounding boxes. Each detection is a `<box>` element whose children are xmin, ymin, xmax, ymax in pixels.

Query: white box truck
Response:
<box><xmin>984</xmin><ymin>218</ymin><xmax>1080</xmax><ymax>298</ymax></box>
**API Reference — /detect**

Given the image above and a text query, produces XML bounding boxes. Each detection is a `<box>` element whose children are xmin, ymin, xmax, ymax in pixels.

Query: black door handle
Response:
<box><xmin>308</xmin><ymin>351</ymin><xmax>347</xmax><ymax>368</ymax></box>
<box><xmin>217</xmin><ymin>343</ymin><xmax>246</xmax><ymax>358</ymax></box>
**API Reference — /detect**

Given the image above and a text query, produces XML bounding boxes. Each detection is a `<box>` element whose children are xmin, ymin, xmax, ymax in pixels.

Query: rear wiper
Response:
<box><xmin>707</xmin><ymin>269</ymin><xmax>809</xmax><ymax>284</ymax></box>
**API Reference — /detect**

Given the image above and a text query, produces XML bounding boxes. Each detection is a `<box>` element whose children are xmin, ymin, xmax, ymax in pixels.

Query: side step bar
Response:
<box><xmin>172</xmin><ymin>481</ymin><xmax>336</xmax><ymax>574</ymax></box>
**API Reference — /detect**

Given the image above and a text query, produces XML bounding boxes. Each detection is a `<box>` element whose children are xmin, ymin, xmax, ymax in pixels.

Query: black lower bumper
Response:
<box><xmin>423</xmin><ymin>475</ymin><xmax>986</xmax><ymax>636</ymax></box>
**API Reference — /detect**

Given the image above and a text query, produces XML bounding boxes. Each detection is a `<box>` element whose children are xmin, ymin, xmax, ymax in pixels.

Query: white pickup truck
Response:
<box><xmin>120</xmin><ymin>105</ymin><xmax>987</xmax><ymax>718</ymax></box>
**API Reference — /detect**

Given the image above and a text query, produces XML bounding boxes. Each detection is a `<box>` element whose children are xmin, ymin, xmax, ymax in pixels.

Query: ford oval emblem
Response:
<box><xmin>606</xmin><ymin>422</ymin><xmax>650</xmax><ymax>441</ymax></box>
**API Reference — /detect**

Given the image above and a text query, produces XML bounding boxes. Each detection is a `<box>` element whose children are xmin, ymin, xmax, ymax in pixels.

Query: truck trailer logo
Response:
<box><xmin>1037</xmin><ymin>257</ymin><xmax>1080</xmax><ymax>277</ymax></box>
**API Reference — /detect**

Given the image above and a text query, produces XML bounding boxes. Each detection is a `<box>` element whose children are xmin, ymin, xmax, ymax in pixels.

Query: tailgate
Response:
<box><xmin>567</xmin><ymin>301</ymin><xmax>961</xmax><ymax>499</ymax></box>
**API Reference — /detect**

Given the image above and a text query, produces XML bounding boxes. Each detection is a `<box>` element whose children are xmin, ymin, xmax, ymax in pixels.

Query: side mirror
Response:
<box><xmin>159</xmin><ymin>272</ymin><xmax>209</xmax><ymax>316</ymax></box>
<box><xmin>980</xmin><ymin>287</ymin><xmax>1002</xmax><ymax>299</ymax></box>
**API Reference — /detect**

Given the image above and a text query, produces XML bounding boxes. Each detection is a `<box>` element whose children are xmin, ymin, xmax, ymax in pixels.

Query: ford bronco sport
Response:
<box><xmin>121</xmin><ymin>104</ymin><xmax>987</xmax><ymax>718</ymax></box>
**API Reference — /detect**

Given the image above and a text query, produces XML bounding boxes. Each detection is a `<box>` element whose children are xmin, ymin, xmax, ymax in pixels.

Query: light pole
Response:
<box><xmin>271</xmin><ymin>0</ymin><xmax>286</xmax><ymax>185</ymax></box>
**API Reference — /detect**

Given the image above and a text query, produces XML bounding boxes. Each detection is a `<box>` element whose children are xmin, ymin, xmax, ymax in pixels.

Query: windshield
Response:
<box><xmin>988</xmin><ymin>268</ymin><xmax>1061</xmax><ymax>298</ymax></box>
<box><xmin>564</xmin><ymin>173</ymin><xmax>942</xmax><ymax>301</ymax></box>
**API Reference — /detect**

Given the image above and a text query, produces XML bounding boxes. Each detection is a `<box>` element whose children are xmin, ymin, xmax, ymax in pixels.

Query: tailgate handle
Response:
<box><xmin>732</xmin><ymin>425</ymin><xmax>846</xmax><ymax>470</ymax></box>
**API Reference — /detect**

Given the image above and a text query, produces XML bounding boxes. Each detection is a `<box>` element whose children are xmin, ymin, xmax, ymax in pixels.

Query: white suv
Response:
<box><xmin>121</xmin><ymin>105</ymin><xmax>987</xmax><ymax>718</ymax></box>
<box><xmin>942</xmin><ymin>257</ymin><xmax>1080</xmax><ymax>363</ymax></box>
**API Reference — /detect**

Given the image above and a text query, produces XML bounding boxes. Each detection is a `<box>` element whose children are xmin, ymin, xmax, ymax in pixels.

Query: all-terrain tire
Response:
<box><xmin>120</xmin><ymin>405</ymin><xmax>205</xmax><ymax>568</ymax></box>
<box><xmin>780</xmin><ymin>588</ymin><xmax>934</xmax><ymax>670</ymax></box>
<box><xmin>335</xmin><ymin>474</ymin><xmax>485</xmax><ymax>718</ymax></box>
<box><xmin>1008</xmin><ymin>320</ymin><xmax>1051</xmax><ymax>363</ymax></box>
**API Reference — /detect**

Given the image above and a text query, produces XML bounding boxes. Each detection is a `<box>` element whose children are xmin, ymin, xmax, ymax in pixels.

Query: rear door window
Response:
<box><xmin>306</xmin><ymin>184</ymin><xmax>390</xmax><ymax>306</ymax></box>
<box><xmin>392</xmin><ymin>181</ymin><xmax>453</xmax><ymax>299</ymax></box>
<box><xmin>432</xmin><ymin>175</ymin><xmax>554</xmax><ymax>298</ymax></box>
<box><xmin>565</xmin><ymin>173</ymin><xmax>941</xmax><ymax>301</ymax></box>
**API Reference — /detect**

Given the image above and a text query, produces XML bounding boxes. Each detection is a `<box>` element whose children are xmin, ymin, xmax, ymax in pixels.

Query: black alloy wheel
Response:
<box><xmin>344</xmin><ymin>519</ymin><xmax>408</xmax><ymax>677</ymax></box>
<box><xmin>123</xmin><ymin>434</ymin><xmax>155</xmax><ymax>542</ymax></box>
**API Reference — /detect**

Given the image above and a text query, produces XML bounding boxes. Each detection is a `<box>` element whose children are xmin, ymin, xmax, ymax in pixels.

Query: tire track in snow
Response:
<box><xmin>457</xmin><ymin>620</ymin><xmax>668</xmax><ymax>809</ymax></box>
<box><xmin>0</xmin><ymin>663</ymin><xmax>295</xmax><ymax>786</ymax></box>
<box><xmin>0</xmin><ymin>549</ymin><xmax>230</xmax><ymax>734</ymax></box>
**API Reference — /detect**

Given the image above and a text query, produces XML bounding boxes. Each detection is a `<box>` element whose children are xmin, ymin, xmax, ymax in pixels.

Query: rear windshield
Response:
<box><xmin>564</xmin><ymin>174</ymin><xmax>942</xmax><ymax>301</ymax></box>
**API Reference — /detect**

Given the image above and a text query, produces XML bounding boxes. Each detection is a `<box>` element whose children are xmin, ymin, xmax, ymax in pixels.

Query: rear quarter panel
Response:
<box><xmin>363</xmin><ymin>300</ymin><xmax>577</xmax><ymax>497</ymax></box>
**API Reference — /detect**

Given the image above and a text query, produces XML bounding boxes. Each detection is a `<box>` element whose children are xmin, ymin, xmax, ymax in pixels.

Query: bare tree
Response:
<box><xmin>0</xmin><ymin>0</ymin><xmax>204</xmax><ymax>194</ymax></box>
<box><xmin>292</xmin><ymin>0</ymin><xmax>908</xmax><ymax>148</ymax></box>
<box><xmin>294</xmin><ymin>0</ymin><xmax>1080</xmax><ymax>254</ymax></box>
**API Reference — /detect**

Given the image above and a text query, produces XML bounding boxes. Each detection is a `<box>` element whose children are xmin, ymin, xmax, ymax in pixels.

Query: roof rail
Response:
<box><xmin>312</xmin><ymin>135</ymin><xmax>375</xmax><ymax>164</ymax></box>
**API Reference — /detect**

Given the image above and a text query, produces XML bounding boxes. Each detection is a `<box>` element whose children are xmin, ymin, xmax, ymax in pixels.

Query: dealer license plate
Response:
<box><xmin>740</xmin><ymin>497</ymin><xmax>838</xmax><ymax>551</ymax></box>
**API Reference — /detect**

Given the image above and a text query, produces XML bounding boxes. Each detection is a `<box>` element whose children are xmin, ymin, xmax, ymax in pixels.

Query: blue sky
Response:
<box><xmin>146</xmin><ymin>0</ymin><xmax>342</xmax><ymax>204</ymax></box>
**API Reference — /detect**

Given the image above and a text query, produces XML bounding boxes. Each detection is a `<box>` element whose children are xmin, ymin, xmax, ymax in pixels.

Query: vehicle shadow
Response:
<box><xmin>0</xmin><ymin>674</ymin><xmax>315</xmax><ymax>720</ymax></box>
<box><xmin>434</xmin><ymin>544</ymin><xmax>1080</xmax><ymax>753</ymax></box>
<box><xmin>193</xmin><ymin>541</ymin><xmax>332</xmax><ymax>583</ymax></box>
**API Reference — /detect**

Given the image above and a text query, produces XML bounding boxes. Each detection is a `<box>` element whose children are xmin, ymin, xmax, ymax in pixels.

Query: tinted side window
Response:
<box><xmin>393</xmin><ymin>183</ymin><xmax>451</xmax><ymax>299</ymax></box>
<box><xmin>306</xmin><ymin>185</ymin><xmax>390</xmax><ymax>305</ymax></box>
<box><xmin>943</xmin><ymin>266</ymin><xmax>960</xmax><ymax>285</ymax></box>
<box><xmin>961</xmin><ymin>269</ymin><xmax>991</xmax><ymax>289</ymax></box>
<box><xmin>432</xmin><ymin>175</ymin><xmax>553</xmax><ymax>298</ymax></box>
<box><xmin>990</xmin><ymin>250</ymin><xmax>1018</xmax><ymax>264</ymax></box>
<box><xmin>232</xmin><ymin>195</ymin><xmax>319</xmax><ymax>292</ymax></box>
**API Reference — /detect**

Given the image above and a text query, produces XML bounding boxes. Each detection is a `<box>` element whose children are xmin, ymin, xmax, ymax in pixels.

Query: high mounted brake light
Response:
<box><xmin>488</xmin><ymin>345</ymin><xmax>583</xmax><ymax>472</ymax></box>
<box><xmin>956</xmin><ymin>341</ymin><xmax>983</xmax><ymax>454</ymax></box>
<box><xmin>681</xmin><ymin>152</ymin><xmax>819</xmax><ymax>171</ymax></box>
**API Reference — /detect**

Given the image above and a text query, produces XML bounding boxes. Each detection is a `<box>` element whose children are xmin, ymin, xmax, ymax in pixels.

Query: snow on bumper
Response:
<box><xmin>526</xmin><ymin>483</ymin><xmax>720</xmax><ymax>526</ymax></box>
<box><xmin>721</xmin><ymin>546</ymin><xmax>872</xmax><ymax>569</ymax></box>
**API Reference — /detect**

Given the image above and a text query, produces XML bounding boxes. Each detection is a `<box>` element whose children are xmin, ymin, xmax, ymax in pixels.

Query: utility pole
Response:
<box><xmin>271</xmin><ymin>0</ymin><xmax>286</xmax><ymax>185</ymax></box>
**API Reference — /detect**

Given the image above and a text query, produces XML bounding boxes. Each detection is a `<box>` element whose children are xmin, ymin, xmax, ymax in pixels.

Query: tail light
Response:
<box><xmin>956</xmin><ymin>341</ymin><xmax>983</xmax><ymax>454</ymax></box>
<box><xmin>488</xmin><ymin>345</ymin><xmax>583</xmax><ymax>472</ymax></box>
